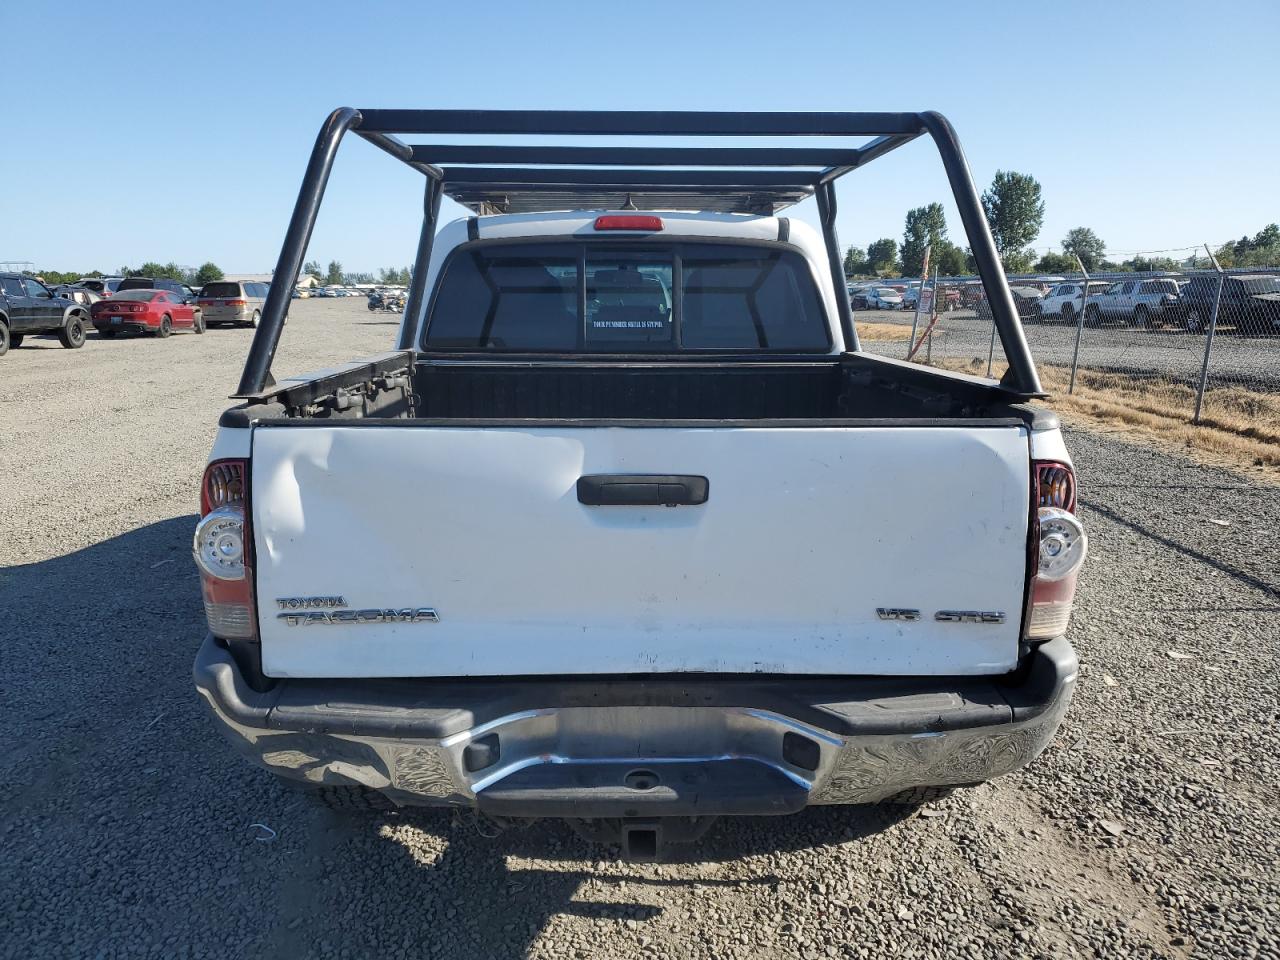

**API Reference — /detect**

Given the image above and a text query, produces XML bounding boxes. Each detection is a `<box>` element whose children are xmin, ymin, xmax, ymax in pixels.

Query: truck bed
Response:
<box><xmin>226</xmin><ymin>351</ymin><xmax>1043</xmax><ymax>427</ymax></box>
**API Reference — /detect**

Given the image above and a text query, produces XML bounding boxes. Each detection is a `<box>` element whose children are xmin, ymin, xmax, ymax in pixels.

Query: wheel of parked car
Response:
<box><xmin>248</xmin><ymin>310</ymin><xmax>260</xmax><ymax>329</ymax></box>
<box><xmin>1183</xmin><ymin>309</ymin><xmax>1205</xmax><ymax>334</ymax></box>
<box><xmin>194</xmin><ymin>311</ymin><xmax>206</xmax><ymax>335</ymax></box>
<box><xmin>1060</xmin><ymin>303</ymin><xmax>1075</xmax><ymax>322</ymax></box>
<box><xmin>59</xmin><ymin>316</ymin><xmax>87</xmax><ymax>349</ymax></box>
<box><xmin>158</xmin><ymin>315</ymin><xmax>172</xmax><ymax>339</ymax></box>
<box><xmin>1133</xmin><ymin>304</ymin><xmax>1152</xmax><ymax>329</ymax></box>
<box><xmin>1084</xmin><ymin>303</ymin><xmax>1101</xmax><ymax>326</ymax></box>
<box><xmin>0</xmin><ymin>320</ymin><xmax>10</xmax><ymax>357</ymax></box>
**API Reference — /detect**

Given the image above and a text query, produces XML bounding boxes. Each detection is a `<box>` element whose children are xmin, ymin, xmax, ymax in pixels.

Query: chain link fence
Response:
<box><xmin>853</xmin><ymin>267</ymin><xmax>1280</xmax><ymax>434</ymax></box>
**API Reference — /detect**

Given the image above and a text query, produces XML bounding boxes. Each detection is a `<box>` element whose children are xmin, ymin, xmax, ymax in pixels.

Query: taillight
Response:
<box><xmin>227</xmin><ymin>299</ymin><xmax>247</xmax><ymax>307</ymax></box>
<box><xmin>193</xmin><ymin>459</ymin><xmax>255</xmax><ymax>639</ymax></box>
<box><xmin>594</xmin><ymin>215</ymin><xmax>663</xmax><ymax>231</ymax></box>
<box><xmin>1025</xmin><ymin>461</ymin><xmax>1087</xmax><ymax>640</ymax></box>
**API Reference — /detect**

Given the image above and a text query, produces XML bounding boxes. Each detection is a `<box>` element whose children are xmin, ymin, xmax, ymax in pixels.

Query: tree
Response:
<box><xmin>865</xmin><ymin>238</ymin><xmax>899</xmax><ymax>276</ymax></box>
<box><xmin>900</xmin><ymin>203</ymin><xmax>948</xmax><ymax>277</ymax></box>
<box><xmin>303</xmin><ymin>260</ymin><xmax>323</xmax><ymax>281</ymax></box>
<box><xmin>130</xmin><ymin>261</ymin><xmax>188</xmax><ymax>281</ymax></box>
<box><xmin>1252</xmin><ymin>223</ymin><xmax>1280</xmax><ymax>249</ymax></box>
<box><xmin>935</xmin><ymin>242</ymin><xmax>969</xmax><ymax>277</ymax></box>
<box><xmin>1219</xmin><ymin>223</ymin><xmax>1280</xmax><ymax>268</ymax></box>
<box><xmin>842</xmin><ymin>246</ymin><xmax>868</xmax><ymax>277</ymax></box>
<box><xmin>1061</xmin><ymin>227</ymin><xmax>1106</xmax><ymax>272</ymax></box>
<box><xmin>1035</xmin><ymin>251</ymin><xmax>1078</xmax><ymax>274</ymax></box>
<box><xmin>325</xmin><ymin>260</ymin><xmax>344</xmax><ymax>285</ymax></box>
<box><xmin>980</xmin><ymin>170</ymin><xmax>1044</xmax><ymax>271</ymax></box>
<box><xmin>1125</xmin><ymin>256</ymin><xmax>1179</xmax><ymax>273</ymax></box>
<box><xmin>193</xmin><ymin>262</ymin><xmax>224</xmax><ymax>286</ymax></box>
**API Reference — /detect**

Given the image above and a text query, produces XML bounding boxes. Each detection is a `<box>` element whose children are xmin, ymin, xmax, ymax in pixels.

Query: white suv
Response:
<box><xmin>1035</xmin><ymin>281</ymin><xmax>1110</xmax><ymax>323</ymax></box>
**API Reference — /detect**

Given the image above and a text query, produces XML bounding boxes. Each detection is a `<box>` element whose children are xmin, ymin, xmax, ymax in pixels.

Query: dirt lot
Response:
<box><xmin>2</xmin><ymin>298</ymin><xmax>1278</xmax><ymax>959</ymax></box>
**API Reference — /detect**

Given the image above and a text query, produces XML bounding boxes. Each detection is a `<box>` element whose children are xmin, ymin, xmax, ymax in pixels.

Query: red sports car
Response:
<box><xmin>90</xmin><ymin>289</ymin><xmax>204</xmax><ymax>338</ymax></box>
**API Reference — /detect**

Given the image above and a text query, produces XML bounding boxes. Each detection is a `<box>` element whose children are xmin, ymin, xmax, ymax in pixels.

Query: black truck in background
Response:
<box><xmin>0</xmin><ymin>273</ymin><xmax>91</xmax><ymax>356</ymax></box>
<box><xmin>1181</xmin><ymin>273</ymin><xmax>1280</xmax><ymax>335</ymax></box>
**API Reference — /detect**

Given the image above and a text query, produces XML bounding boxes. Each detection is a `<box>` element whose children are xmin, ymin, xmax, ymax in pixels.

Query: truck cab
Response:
<box><xmin>192</xmin><ymin>108</ymin><xmax>1086</xmax><ymax>858</ymax></box>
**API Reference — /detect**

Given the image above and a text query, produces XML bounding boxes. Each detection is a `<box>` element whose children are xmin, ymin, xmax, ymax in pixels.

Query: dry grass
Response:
<box><xmin>855</xmin><ymin>321</ymin><xmax>917</xmax><ymax>342</ymax></box>
<box><xmin>935</xmin><ymin>357</ymin><xmax>1280</xmax><ymax>482</ymax></box>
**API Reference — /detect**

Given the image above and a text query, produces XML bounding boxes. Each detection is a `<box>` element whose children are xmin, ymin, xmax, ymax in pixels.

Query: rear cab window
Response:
<box><xmin>202</xmin><ymin>282</ymin><xmax>242</xmax><ymax>299</ymax></box>
<box><xmin>424</xmin><ymin>240</ymin><xmax>831</xmax><ymax>353</ymax></box>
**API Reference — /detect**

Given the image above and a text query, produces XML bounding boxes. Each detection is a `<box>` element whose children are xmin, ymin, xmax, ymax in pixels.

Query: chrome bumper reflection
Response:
<box><xmin>196</xmin><ymin>678</ymin><xmax>1074</xmax><ymax>809</ymax></box>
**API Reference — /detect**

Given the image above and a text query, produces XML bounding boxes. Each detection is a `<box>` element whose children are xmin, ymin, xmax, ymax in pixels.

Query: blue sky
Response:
<box><xmin>4</xmin><ymin>0</ymin><xmax>1277</xmax><ymax>275</ymax></box>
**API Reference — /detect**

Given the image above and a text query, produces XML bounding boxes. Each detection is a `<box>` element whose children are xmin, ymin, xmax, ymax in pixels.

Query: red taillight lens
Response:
<box><xmin>194</xmin><ymin>459</ymin><xmax>255</xmax><ymax>639</ymax></box>
<box><xmin>1036</xmin><ymin>462</ymin><xmax>1076</xmax><ymax>511</ymax></box>
<box><xmin>594</xmin><ymin>215</ymin><xmax>663</xmax><ymax>231</ymax></box>
<box><xmin>201</xmin><ymin>459</ymin><xmax>245</xmax><ymax>514</ymax></box>
<box><xmin>131</xmin><ymin>304</ymin><xmax>144</xmax><ymax>313</ymax></box>
<box><xmin>1026</xmin><ymin>461</ymin><xmax>1087</xmax><ymax>640</ymax></box>
<box><xmin>227</xmin><ymin>299</ymin><xmax>247</xmax><ymax>307</ymax></box>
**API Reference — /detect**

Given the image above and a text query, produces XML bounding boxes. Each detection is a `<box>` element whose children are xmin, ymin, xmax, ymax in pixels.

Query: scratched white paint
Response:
<box><xmin>251</xmin><ymin>424</ymin><xmax>1030</xmax><ymax>678</ymax></box>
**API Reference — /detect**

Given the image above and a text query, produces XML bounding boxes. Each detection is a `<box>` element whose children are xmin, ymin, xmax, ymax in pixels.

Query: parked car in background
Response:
<box><xmin>1034</xmin><ymin>281</ymin><xmax>1110</xmax><ymax>323</ymax></box>
<box><xmin>53</xmin><ymin>284</ymin><xmax>101</xmax><ymax>306</ymax></box>
<box><xmin>90</xmin><ymin>289</ymin><xmax>204</xmax><ymax>338</ymax></box>
<box><xmin>117</xmin><ymin>276</ymin><xmax>195</xmax><ymax>298</ymax></box>
<box><xmin>197</xmin><ymin>280</ymin><xmax>269</xmax><ymax>328</ymax></box>
<box><xmin>975</xmin><ymin>285</ymin><xmax>1044</xmax><ymax>322</ymax></box>
<box><xmin>74</xmin><ymin>277</ymin><xmax>124</xmax><ymax>298</ymax></box>
<box><xmin>1179</xmin><ymin>273</ymin><xmax>1280</xmax><ymax>335</ymax></box>
<box><xmin>847</xmin><ymin>282</ymin><xmax>875</xmax><ymax>310</ymax></box>
<box><xmin>935</xmin><ymin>284</ymin><xmax>963</xmax><ymax>312</ymax></box>
<box><xmin>865</xmin><ymin>286</ymin><xmax>904</xmax><ymax>310</ymax></box>
<box><xmin>960</xmin><ymin>281</ymin><xmax>986</xmax><ymax>309</ymax></box>
<box><xmin>1008</xmin><ymin>285</ymin><xmax>1045</xmax><ymax>320</ymax></box>
<box><xmin>1085</xmin><ymin>278</ymin><xmax>1182</xmax><ymax>327</ymax></box>
<box><xmin>0</xmin><ymin>273</ymin><xmax>92</xmax><ymax>355</ymax></box>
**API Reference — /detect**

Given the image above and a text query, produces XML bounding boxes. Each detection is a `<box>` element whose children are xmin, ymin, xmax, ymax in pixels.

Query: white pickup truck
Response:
<box><xmin>192</xmin><ymin>109</ymin><xmax>1086</xmax><ymax>858</ymax></box>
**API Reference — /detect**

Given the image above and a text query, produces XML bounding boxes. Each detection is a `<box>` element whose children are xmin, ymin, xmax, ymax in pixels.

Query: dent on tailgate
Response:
<box><xmin>250</xmin><ymin>423</ymin><xmax>1028</xmax><ymax>680</ymax></box>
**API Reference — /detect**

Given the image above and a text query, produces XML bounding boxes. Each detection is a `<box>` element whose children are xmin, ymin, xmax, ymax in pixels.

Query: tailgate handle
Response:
<box><xmin>577</xmin><ymin>474</ymin><xmax>709</xmax><ymax>507</ymax></box>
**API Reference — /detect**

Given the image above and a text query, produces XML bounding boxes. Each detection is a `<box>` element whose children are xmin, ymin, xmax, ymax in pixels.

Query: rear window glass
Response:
<box><xmin>201</xmin><ymin>282</ymin><xmax>241</xmax><ymax>298</ymax></box>
<box><xmin>117</xmin><ymin>278</ymin><xmax>154</xmax><ymax>291</ymax></box>
<box><xmin>110</xmin><ymin>290</ymin><xmax>158</xmax><ymax>301</ymax></box>
<box><xmin>425</xmin><ymin>241</ymin><xmax>830</xmax><ymax>352</ymax></box>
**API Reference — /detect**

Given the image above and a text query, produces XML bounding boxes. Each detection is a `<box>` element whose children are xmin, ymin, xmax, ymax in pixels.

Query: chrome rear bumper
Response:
<box><xmin>194</xmin><ymin>634</ymin><xmax>1075</xmax><ymax>813</ymax></box>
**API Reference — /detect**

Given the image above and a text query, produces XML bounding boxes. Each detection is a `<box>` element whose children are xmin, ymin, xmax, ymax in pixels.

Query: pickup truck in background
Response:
<box><xmin>0</xmin><ymin>273</ymin><xmax>91</xmax><ymax>356</ymax></box>
<box><xmin>1179</xmin><ymin>272</ymin><xmax>1280</xmax><ymax>335</ymax></box>
<box><xmin>192</xmin><ymin>109</ymin><xmax>1087</xmax><ymax>859</ymax></box>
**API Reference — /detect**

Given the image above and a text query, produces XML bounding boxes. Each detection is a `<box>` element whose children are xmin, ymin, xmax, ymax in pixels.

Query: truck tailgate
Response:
<box><xmin>250</xmin><ymin>424</ymin><xmax>1030</xmax><ymax>678</ymax></box>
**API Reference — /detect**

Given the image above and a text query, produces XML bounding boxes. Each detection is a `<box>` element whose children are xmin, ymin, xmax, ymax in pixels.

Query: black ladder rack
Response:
<box><xmin>235</xmin><ymin>108</ymin><xmax>1042</xmax><ymax>399</ymax></box>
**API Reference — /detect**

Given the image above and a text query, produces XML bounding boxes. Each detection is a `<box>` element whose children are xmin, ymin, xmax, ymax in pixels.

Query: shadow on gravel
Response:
<box><xmin>1081</xmin><ymin>500</ymin><xmax>1280</xmax><ymax>599</ymax></box>
<box><xmin>5</xmin><ymin>517</ymin><xmax>914</xmax><ymax>958</ymax></box>
<box><xmin>266</xmin><ymin>803</ymin><xmax>914</xmax><ymax>958</ymax></box>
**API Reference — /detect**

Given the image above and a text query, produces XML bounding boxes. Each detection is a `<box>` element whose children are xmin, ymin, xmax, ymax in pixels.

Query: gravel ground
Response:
<box><xmin>2</xmin><ymin>298</ymin><xmax>1277</xmax><ymax>959</ymax></box>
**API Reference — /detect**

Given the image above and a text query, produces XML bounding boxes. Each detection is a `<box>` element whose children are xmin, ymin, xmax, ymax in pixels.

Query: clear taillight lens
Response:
<box><xmin>194</xmin><ymin>506</ymin><xmax>246</xmax><ymax>581</ymax></box>
<box><xmin>1026</xmin><ymin>462</ymin><xmax>1087</xmax><ymax>640</ymax></box>
<box><xmin>194</xmin><ymin>459</ymin><xmax>255</xmax><ymax>640</ymax></box>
